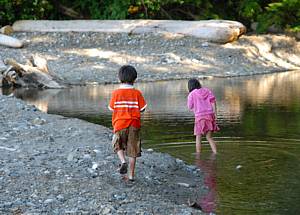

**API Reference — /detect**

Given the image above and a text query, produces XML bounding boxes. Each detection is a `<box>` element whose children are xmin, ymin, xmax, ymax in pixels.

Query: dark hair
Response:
<box><xmin>118</xmin><ymin>65</ymin><xmax>137</xmax><ymax>84</ymax></box>
<box><xmin>188</xmin><ymin>78</ymin><xmax>201</xmax><ymax>92</ymax></box>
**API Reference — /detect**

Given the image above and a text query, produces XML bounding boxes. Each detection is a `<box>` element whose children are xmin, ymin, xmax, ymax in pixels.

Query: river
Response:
<box><xmin>2</xmin><ymin>70</ymin><xmax>300</xmax><ymax>214</ymax></box>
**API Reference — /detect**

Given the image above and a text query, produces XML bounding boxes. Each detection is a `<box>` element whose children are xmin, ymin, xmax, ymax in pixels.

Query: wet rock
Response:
<box><xmin>186</xmin><ymin>165</ymin><xmax>198</xmax><ymax>172</ymax></box>
<box><xmin>236</xmin><ymin>165</ymin><xmax>243</xmax><ymax>170</ymax></box>
<box><xmin>146</xmin><ymin>148</ymin><xmax>154</xmax><ymax>153</ymax></box>
<box><xmin>176</xmin><ymin>158</ymin><xmax>184</xmax><ymax>164</ymax></box>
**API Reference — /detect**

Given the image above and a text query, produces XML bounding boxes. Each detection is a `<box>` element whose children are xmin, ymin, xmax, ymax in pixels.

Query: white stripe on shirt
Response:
<box><xmin>114</xmin><ymin>101</ymin><xmax>138</xmax><ymax>105</ymax></box>
<box><xmin>114</xmin><ymin>105</ymin><xmax>139</xmax><ymax>108</ymax></box>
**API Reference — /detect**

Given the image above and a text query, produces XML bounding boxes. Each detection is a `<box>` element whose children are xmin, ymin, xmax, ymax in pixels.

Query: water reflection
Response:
<box><xmin>195</xmin><ymin>153</ymin><xmax>217</xmax><ymax>213</ymax></box>
<box><xmin>1</xmin><ymin>70</ymin><xmax>300</xmax><ymax>214</ymax></box>
<box><xmin>2</xmin><ymin>71</ymin><xmax>300</xmax><ymax>123</ymax></box>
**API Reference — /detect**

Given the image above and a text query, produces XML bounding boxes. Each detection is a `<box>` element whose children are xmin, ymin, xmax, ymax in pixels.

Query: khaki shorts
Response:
<box><xmin>112</xmin><ymin>126</ymin><xmax>141</xmax><ymax>157</ymax></box>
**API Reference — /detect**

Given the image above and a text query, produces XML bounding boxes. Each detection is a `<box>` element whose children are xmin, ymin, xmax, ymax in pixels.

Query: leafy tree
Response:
<box><xmin>0</xmin><ymin>0</ymin><xmax>299</xmax><ymax>33</ymax></box>
<box><xmin>257</xmin><ymin>0</ymin><xmax>300</xmax><ymax>32</ymax></box>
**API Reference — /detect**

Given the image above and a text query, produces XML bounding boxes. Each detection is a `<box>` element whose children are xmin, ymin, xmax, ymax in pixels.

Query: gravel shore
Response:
<box><xmin>0</xmin><ymin>95</ymin><xmax>206</xmax><ymax>214</ymax></box>
<box><xmin>1</xmin><ymin>32</ymin><xmax>300</xmax><ymax>85</ymax></box>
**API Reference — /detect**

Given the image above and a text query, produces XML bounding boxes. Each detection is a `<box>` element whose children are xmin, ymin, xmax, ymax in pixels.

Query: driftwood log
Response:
<box><xmin>0</xmin><ymin>33</ymin><xmax>23</xmax><ymax>48</ymax></box>
<box><xmin>12</xmin><ymin>20</ymin><xmax>246</xmax><ymax>43</ymax></box>
<box><xmin>1</xmin><ymin>55</ymin><xmax>65</xmax><ymax>89</ymax></box>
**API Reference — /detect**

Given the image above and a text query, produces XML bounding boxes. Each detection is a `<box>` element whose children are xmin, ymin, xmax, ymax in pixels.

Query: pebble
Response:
<box><xmin>56</xmin><ymin>194</ymin><xmax>64</xmax><ymax>201</ymax></box>
<box><xmin>177</xmin><ymin>182</ymin><xmax>190</xmax><ymax>188</ymax></box>
<box><xmin>44</xmin><ymin>199</ymin><xmax>54</xmax><ymax>204</ymax></box>
<box><xmin>102</xmin><ymin>207</ymin><xmax>111</xmax><ymax>214</ymax></box>
<box><xmin>83</xmin><ymin>154</ymin><xmax>92</xmax><ymax>160</ymax></box>
<box><xmin>67</xmin><ymin>153</ymin><xmax>74</xmax><ymax>161</ymax></box>
<box><xmin>201</xmin><ymin>42</ymin><xmax>209</xmax><ymax>47</ymax></box>
<box><xmin>236</xmin><ymin>165</ymin><xmax>243</xmax><ymax>170</ymax></box>
<box><xmin>146</xmin><ymin>148</ymin><xmax>154</xmax><ymax>153</ymax></box>
<box><xmin>91</xmin><ymin>163</ymin><xmax>98</xmax><ymax>170</ymax></box>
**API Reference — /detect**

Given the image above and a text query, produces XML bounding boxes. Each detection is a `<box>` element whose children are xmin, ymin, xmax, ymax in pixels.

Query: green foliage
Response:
<box><xmin>59</xmin><ymin>0</ymin><xmax>131</xmax><ymax>19</ymax></box>
<box><xmin>0</xmin><ymin>0</ymin><xmax>54</xmax><ymax>25</ymax></box>
<box><xmin>0</xmin><ymin>0</ymin><xmax>299</xmax><ymax>33</ymax></box>
<box><xmin>257</xmin><ymin>0</ymin><xmax>300</xmax><ymax>32</ymax></box>
<box><xmin>238</xmin><ymin>0</ymin><xmax>263</xmax><ymax>20</ymax></box>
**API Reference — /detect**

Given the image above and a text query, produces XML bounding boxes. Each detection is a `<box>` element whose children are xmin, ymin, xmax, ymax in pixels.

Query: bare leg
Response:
<box><xmin>206</xmin><ymin>131</ymin><xmax>217</xmax><ymax>154</ymax></box>
<box><xmin>128</xmin><ymin>157</ymin><xmax>136</xmax><ymax>180</ymax></box>
<box><xmin>196</xmin><ymin>135</ymin><xmax>202</xmax><ymax>153</ymax></box>
<box><xmin>117</xmin><ymin>150</ymin><xmax>126</xmax><ymax>164</ymax></box>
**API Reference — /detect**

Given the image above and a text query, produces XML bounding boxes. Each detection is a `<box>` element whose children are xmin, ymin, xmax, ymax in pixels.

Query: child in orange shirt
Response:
<box><xmin>109</xmin><ymin>65</ymin><xmax>147</xmax><ymax>181</ymax></box>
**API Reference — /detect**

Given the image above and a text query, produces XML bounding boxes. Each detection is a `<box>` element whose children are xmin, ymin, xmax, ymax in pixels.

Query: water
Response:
<box><xmin>2</xmin><ymin>71</ymin><xmax>300</xmax><ymax>214</ymax></box>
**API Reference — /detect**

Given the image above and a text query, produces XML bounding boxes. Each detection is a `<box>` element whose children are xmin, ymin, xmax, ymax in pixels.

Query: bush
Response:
<box><xmin>0</xmin><ymin>0</ymin><xmax>299</xmax><ymax>33</ymax></box>
<box><xmin>257</xmin><ymin>0</ymin><xmax>300</xmax><ymax>32</ymax></box>
<box><xmin>0</xmin><ymin>0</ymin><xmax>54</xmax><ymax>26</ymax></box>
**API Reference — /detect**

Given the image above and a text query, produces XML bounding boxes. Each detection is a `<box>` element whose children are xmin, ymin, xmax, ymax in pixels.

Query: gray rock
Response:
<box><xmin>67</xmin><ymin>152</ymin><xmax>74</xmax><ymax>161</ymax></box>
<box><xmin>31</xmin><ymin>117</ymin><xmax>46</xmax><ymax>126</ymax></box>
<box><xmin>44</xmin><ymin>199</ymin><xmax>54</xmax><ymax>204</ymax></box>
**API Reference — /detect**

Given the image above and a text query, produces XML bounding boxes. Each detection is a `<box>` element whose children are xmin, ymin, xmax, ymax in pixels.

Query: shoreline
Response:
<box><xmin>1</xmin><ymin>32</ymin><xmax>299</xmax><ymax>86</ymax></box>
<box><xmin>0</xmin><ymin>95</ymin><xmax>205</xmax><ymax>214</ymax></box>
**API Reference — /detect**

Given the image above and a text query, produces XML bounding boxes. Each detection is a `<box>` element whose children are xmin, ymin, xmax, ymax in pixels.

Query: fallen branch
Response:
<box><xmin>2</xmin><ymin>55</ymin><xmax>65</xmax><ymax>89</ymax></box>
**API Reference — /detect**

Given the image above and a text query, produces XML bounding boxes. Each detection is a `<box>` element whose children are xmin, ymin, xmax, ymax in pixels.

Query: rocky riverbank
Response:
<box><xmin>0</xmin><ymin>95</ymin><xmax>206</xmax><ymax>214</ymax></box>
<box><xmin>1</xmin><ymin>30</ymin><xmax>300</xmax><ymax>214</ymax></box>
<box><xmin>1</xmin><ymin>32</ymin><xmax>300</xmax><ymax>85</ymax></box>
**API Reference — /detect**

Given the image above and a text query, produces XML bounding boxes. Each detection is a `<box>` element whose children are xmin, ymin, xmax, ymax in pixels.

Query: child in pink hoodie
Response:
<box><xmin>187</xmin><ymin>78</ymin><xmax>219</xmax><ymax>154</ymax></box>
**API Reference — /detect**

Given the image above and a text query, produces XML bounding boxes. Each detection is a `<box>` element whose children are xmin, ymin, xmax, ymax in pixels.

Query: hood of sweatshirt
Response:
<box><xmin>193</xmin><ymin>88</ymin><xmax>211</xmax><ymax>99</ymax></box>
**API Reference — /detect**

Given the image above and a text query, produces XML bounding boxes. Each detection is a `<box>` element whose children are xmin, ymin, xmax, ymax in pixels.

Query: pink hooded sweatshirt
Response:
<box><xmin>187</xmin><ymin>87</ymin><xmax>216</xmax><ymax>117</ymax></box>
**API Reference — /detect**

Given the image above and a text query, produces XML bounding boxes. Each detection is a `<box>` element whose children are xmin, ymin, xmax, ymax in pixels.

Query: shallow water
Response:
<box><xmin>3</xmin><ymin>71</ymin><xmax>300</xmax><ymax>214</ymax></box>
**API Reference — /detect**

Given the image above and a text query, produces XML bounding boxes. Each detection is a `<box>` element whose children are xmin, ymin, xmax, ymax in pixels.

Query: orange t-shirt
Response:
<box><xmin>109</xmin><ymin>85</ymin><xmax>147</xmax><ymax>132</ymax></box>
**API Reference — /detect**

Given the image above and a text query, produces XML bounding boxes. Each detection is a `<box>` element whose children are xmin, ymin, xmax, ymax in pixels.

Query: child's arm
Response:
<box><xmin>187</xmin><ymin>94</ymin><xmax>194</xmax><ymax>110</ymax></box>
<box><xmin>212</xmin><ymin>102</ymin><xmax>217</xmax><ymax>118</ymax></box>
<box><xmin>208</xmin><ymin>89</ymin><xmax>217</xmax><ymax>117</ymax></box>
<box><xmin>108</xmin><ymin>94</ymin><xmax>115</xmax><ymax>111</ymax></box>
<box><xmin>138</xmin><ymin>92</ymin><xmax>147</xmax><ymax>113</ymax></box>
